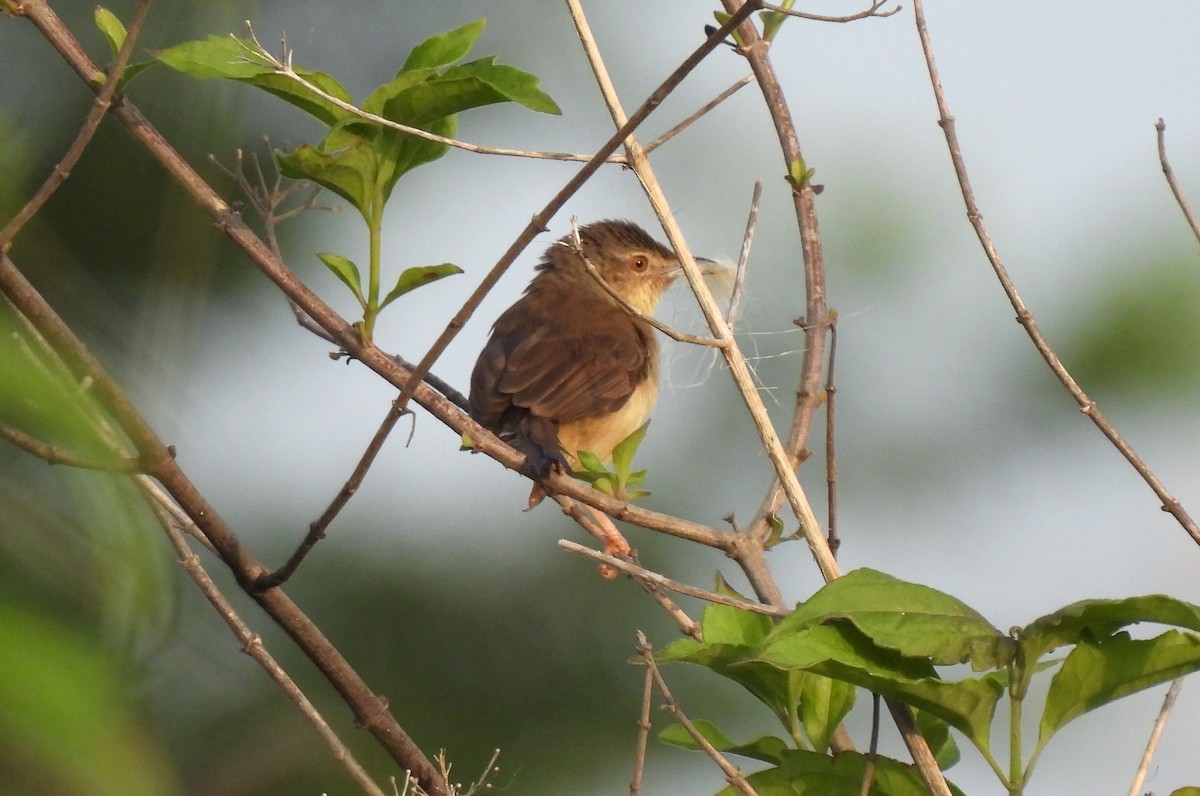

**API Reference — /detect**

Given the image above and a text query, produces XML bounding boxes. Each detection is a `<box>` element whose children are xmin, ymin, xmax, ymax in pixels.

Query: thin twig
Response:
<box><xmin>0</xmin><ymin>0</ymin><xmax>152</xmax><ymax>252</ymax></box>
<box><xmin>629</xmin><ymin>663</ymin><xmax>655</xmax><ymax>796</ymax></box>
<box><xmin>913</xmin><ymin>0</ymin><xmax>1200</xmax><ymax>547</ymax></box>
<box><xmin>558</xmin><ymin>539</ymin><xmax>789</xmax><ymax>618</ymax></box>
<box><xmin>146</xmin><ymin>494</ymin><xmax>388</xmax><ymax>796</ymax></box>
<box><xmin>1127</xmin><ymin>677</ymin><xmax>1184</xmax><ymax>796</ymax></box>
<box><xmin>261</xmin><ymin>399</ymin><xmax>413</xmax><ymax>588</ymax></box>
<box><xmin>239</xmin><ymin>25</ymin><xmax>627</xmax><ymax>167</ymax></box>
<box><xmin>760</xmin><ymin>0</ymin><xmax>901</xmax><ymax>23</ymax></box>
<box><xmin>825</xmin><ymin>312</ymin><xmax>839</xmax><ymax>556</ymax></box>
<box><xmin>0</xmin><ymin>420</ymin><xmax>146</xmax><ymax>473</ymax></box>
<box><xmin>555</xmin><ymin>501</ymin><xmax>701</xmax><ymax>638</ymax></box>
<box><xmin>392</xmin><ymin>3</ymin><xmax>764</xmax><ymax>418</ymax></box>
<box><xmin>859</xmin><ymin>692</ymin><xmax>880</xmax><ymax>796</ymax></box>
<box><xmin>644</xmin><ymin>75</ymin><xmax>757</xmax><ymax>154</ymax></box>
<box><xmin>637</xmin><ymin>632</ymin><xmax>758</xmax><ymax>796</ymax></box>
<box><xmin>726</xmin><ymin>181</ymin><xmax>762</xmax><ymax>329</ymax></box>
<box><xmin>1155</xmin><ymin>119</ymin><xmax>1200</xmax><ymax>246</ymax></box>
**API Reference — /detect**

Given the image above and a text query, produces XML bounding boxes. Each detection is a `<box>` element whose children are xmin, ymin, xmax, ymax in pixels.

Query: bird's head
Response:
<box><xmin>540</xmin><ymin>219</ymin><xmax>685</xmax><ymax>315</ymax></box>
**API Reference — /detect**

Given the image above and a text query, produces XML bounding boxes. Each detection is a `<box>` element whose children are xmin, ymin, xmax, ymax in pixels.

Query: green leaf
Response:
<box><xmin>716</xmin><ymin>748</ymin><xmax>967</xmax><ymax>796</ymax></box>
<box><xmin>1017</xmin><ymin>593</ymin><xmax>1200</xmax><ymax>697</ymax></box>
<box><xmin>379</xmin><ymin>263</ymin><xmax>462</xmax><ymax>310</ymax></box>
<box><xmin>777</xmin><ymin>568</ymin><xmax>1014</xmax><ymax>671</ymax></box>
<box><xmin>755</xmin><ymin>623</ymin><xmax>1004</xmax><ymax>757</ymax></box>
<box><xmin>0</xmin><ymin>606</ymin><xmax>179</xmax><ymax>796</ymax></box>
<box><xmin>276</xmin><ymin>141</ymin><xmax>376</xmax><ymax>218</ymax></box>
<box><xmin>155</xmin><ymin>36</ymin><xmax>353</xmax><ymax>126</ymax></box>
<box><xmin>658</xmin><ymin>721</ymin><xmax>788</xmax><ymax>765</ymax></box>
<box><xmin>316</xmin><ymin>253</ymin><xmax>365</xmax><ymax>306</ymax></box>
<box><xmin>575</xmin><ymin>450</ymin><xmax>607</xmax><ymax>474</ymax></box>
<box><xmin>798</xmin><ymin>673</ymin><xmax>856</xmax><ymax>752</ymax></box>
<box><xmin>401</xmin><ymin>19</ymin><xmax>486</xmax><ymax>72</ymax></box>
<box><xmin>703</xmin><ymin>578</ymin><xmax>774</xmax><ymax>646</ymax></box>
<box><xmin>95</xmin><ymin>7</ymin><xmax>127</xmax><ymax>56</ymax></box>
<box><xmin>610</xmin><ymin>422</ymin><xmax>648</xmax><ymax>484</ymax></box>
<box><xmin>1170</xmin><ymin>788</ymin><xmax>1200</xmax><ymax>796</ymax></box>
<box><xmin>437</xmin><ymin>57</ymin><xmax>561</xmax><ymax>115</ymax></box>
<box><xmin>1039</xmin><ymin>630</ymin><xmax>1200</xmax><ymax>744</ymax></box>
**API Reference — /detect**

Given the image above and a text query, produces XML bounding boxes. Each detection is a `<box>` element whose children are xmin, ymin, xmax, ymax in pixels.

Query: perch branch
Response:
<box><xmin>1155</xmin><ymin>119</ymin><xmax>1200</xmax><ymax>245</ymax></box>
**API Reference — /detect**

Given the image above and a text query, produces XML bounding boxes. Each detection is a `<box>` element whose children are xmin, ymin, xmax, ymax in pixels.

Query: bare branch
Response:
<box><xmin>760</xmin><ymin>0</ymin><xmax>901</xmax><ymax>23</ymax></box>
<box><xmin>629</xmin><ymin>664</ymin><xmax>655</xmax><ymax>796</ymax></box>
<box><xmin>726</xmin><ymin>181</ymin><xmax>762</xmax><ymax>329</ymax></box>
<box><xmin>0</xmin><ymin>0</ymin><xmax>152</xmax><ymax>251</ymax></box>
<box><xmin>0</xmin><ymin>420</ymin><xmax>146</xmax><ymax>473</ymax></box>
<box><xmin>559</xmin><ymin>539</ymin><xmax>789</xmax><ymax>618</ymax></box>
<box><xmin>1127</xmin><ymin>678</ymin><xmax>1184</xmax><ymax>796</ymax></box>
<box><xmin>644</xmin><ymin>75</ymin><xmax>757</xmax><ymax>154</ymax></box>
<box><xmin>145</xmin><ymin>492</ymin><xmax>388</xmax><ymax>796</ymax></box>
<box><xmin>636</xmin><ymin>632</ymin><xmax>759</xmax><ymax>796</ymax></box>
<box><xmin>1155</xmin><ymin>119</ymin><xmax>1200</xmax><ymax>245</ymax></box>
<box><xmin>912</xmin><ymin>0</ymin><xmax>1200</xmax><ymax>547</ymax></box>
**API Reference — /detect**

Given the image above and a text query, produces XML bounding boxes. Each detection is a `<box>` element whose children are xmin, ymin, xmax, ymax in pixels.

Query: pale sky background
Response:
<box><xmin>7</xmin><ymin>2</ymin><xmax>1200</xmax><ymax>794</ymax></box>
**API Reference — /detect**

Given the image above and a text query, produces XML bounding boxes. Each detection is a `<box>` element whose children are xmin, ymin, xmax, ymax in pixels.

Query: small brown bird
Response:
<box><xmin>470</xmin><ymin>220</ymin><xmax>686</xmax><ymax>477</ymax></box>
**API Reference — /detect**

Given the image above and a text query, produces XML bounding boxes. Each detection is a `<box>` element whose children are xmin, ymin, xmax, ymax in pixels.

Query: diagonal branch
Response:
<box><xmin>0</xmin><ymin>0</ymin><xmax>152</xmax><ymax>251</ymax></box>
<box><xmin>912</xmin><ymin>0</ymin><xmax>1200</xmax><ymax>547</ymax></box>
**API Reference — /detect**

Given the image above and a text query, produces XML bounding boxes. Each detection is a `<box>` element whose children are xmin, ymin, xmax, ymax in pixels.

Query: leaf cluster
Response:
<box><xmin>658</xmin><ymin>569</ymin><xmax>1200</xmax><ymax>794</ymax></box>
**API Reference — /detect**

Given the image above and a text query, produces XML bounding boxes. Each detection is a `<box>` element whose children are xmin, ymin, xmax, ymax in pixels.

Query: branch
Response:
<box><xmin>760</xmin><ymin>0</ymin><xmax>901</xmax><ymax>23</ymax></box>
<box><xmin>912</xmin><ymin>0</ymin><xmax>1200</xmax><ymax>547</ymax></box>
<box><xmin>0</xmin><ymin>419</ymin><xmax>147</xmax><ymax>473</ymax></box>
<box><xmin>558</xmin><ymin>539</ymin><xmax>789</xmax><ymax>619</ymax></box>
<box><xmin>1126</xmin><ymin>677</ymin><xmax>1184</xmax><ymax>796</ymax></box>
<box><xmin>145</xmin><ymin>490</ymin><xmax>388</xmax><ymax>796</ymax></box>
<box><xmin>0</xmin><ymin>0</ymin><xmax>151</xmax><ymax>251</ymax></box>
<box><xmin>636</xmin><ymin>632</ymin><xmax>759</xmax><ymax>796</ymax></box>
<box><xmin>1155</xmin><ymin>119</ymin><xmax>1200</xmax><ymax>246</ymax></box>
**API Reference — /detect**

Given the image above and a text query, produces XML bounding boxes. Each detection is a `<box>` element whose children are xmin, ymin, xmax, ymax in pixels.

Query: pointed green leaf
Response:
<box><xmin>659</xmin><ymin>721</ymin><xmax>789</xmax><ymax>765</ymax></box>
<box><xmin>438</xmin><ymin>57</ymin><xmax>561</xmax><ymax>115</ymax></box>
<box><xmin>379</xmin><ymin>263</ymin><xmax>462</xmax><ymax>310</ymax></box>
<box><xmin>401</xmin><ymin>19</ymin><xmax>486</xmax><ymax>72</ymax></box>
<box><xmin>156</xmin><ymin>36</ymin><xmax>353</xmax><ymax>126</ymax></box>
<box><xmin>715</xmin><ymin>748</ymin><xmax>967</xmax><ymax>796</ymax></box>
<box><xmin>776</xmin><ymin>568</ymin><xmax>1014</xmax><ymax>671</ymax></box>
<box><xmin>610</xmin><ymin>422</ymin><xmax>648</xmax><ymax>484</ymax></box>
<box><xmin>798</xmin><ymin>673</ymin><xmax>856</xmax><ymax>752</ymax></box>
<box><xmin>575</xmin><ymin>450</ymin><xmax>606</xmax><ymax>474</ymax></box>
<box><xmin>95</xmin><ymin>7</ymin><xmax>127</xmax><ymax>57</ymax></box>
<box><xmin>755</xmin><ymin>623</ymin><xmax>1004</xmax><ymax>756</ymax></box>
<box><xmin>316</xmin><ymin>253</ymin><xmax>365</xmax><ymax>306</ymax></box>
<box><xmin>276</xmin><ymin>142</ymin><xmax>375</xmax><ymax>219</ymax></box>
<box><xmin>703</xmin><ymin>578</ymin><xmax>774</xmax><ymax>646</ymax></box>
<box><xmin>1040</xmin><ymin>630</ymin><xmax>1200</xmax><ymax>744</ymax></box>
<box><xmin>1169</xmin><ymin>788</ymin><xmax>1200</xmax><ymax>796</ymax></box>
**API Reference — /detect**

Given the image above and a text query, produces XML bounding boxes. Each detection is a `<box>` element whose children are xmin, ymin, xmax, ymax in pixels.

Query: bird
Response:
<box><xmin>469</xmin><ymin>219</ymin><xmax>688</xmax><ymax>479</ymax></box>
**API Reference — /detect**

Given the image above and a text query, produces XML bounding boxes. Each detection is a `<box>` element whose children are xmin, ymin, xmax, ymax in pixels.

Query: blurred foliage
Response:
<box><xmin>1057</xmin><ymin>250</ymin><xmax>1200</xmax><ymax>401</ymax></box>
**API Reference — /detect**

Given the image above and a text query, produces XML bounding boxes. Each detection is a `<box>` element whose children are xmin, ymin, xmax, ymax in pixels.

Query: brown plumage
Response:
<box><xmin>470</xmin><ymin>220</ymin><xmax>683</xmax><ymax>476</ymax></box>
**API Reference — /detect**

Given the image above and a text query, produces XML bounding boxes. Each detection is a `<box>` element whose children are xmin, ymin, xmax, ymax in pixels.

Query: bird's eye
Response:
<box><xmin>630</xmin><ymin>255</ymin><xmax>649</xmax><ymax>272</ymax></box>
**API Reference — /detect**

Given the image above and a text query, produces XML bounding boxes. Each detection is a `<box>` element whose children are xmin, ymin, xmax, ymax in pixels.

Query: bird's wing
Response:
<box><xmin>498</xmin><ymin>322</ymin><xmax>648</xmax><ymax>423</ymax></box>
<box><xmin>471</xmin><ymin>298</ymin><xmax>651</xmax><ymax>426</ymax></box>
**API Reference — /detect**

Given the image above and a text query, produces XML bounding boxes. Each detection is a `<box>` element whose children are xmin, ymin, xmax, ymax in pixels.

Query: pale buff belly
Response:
<box><xmin>557</xmin><ymin>378</ymin><xmax>659</xmax><ymax>466</ymax></box>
